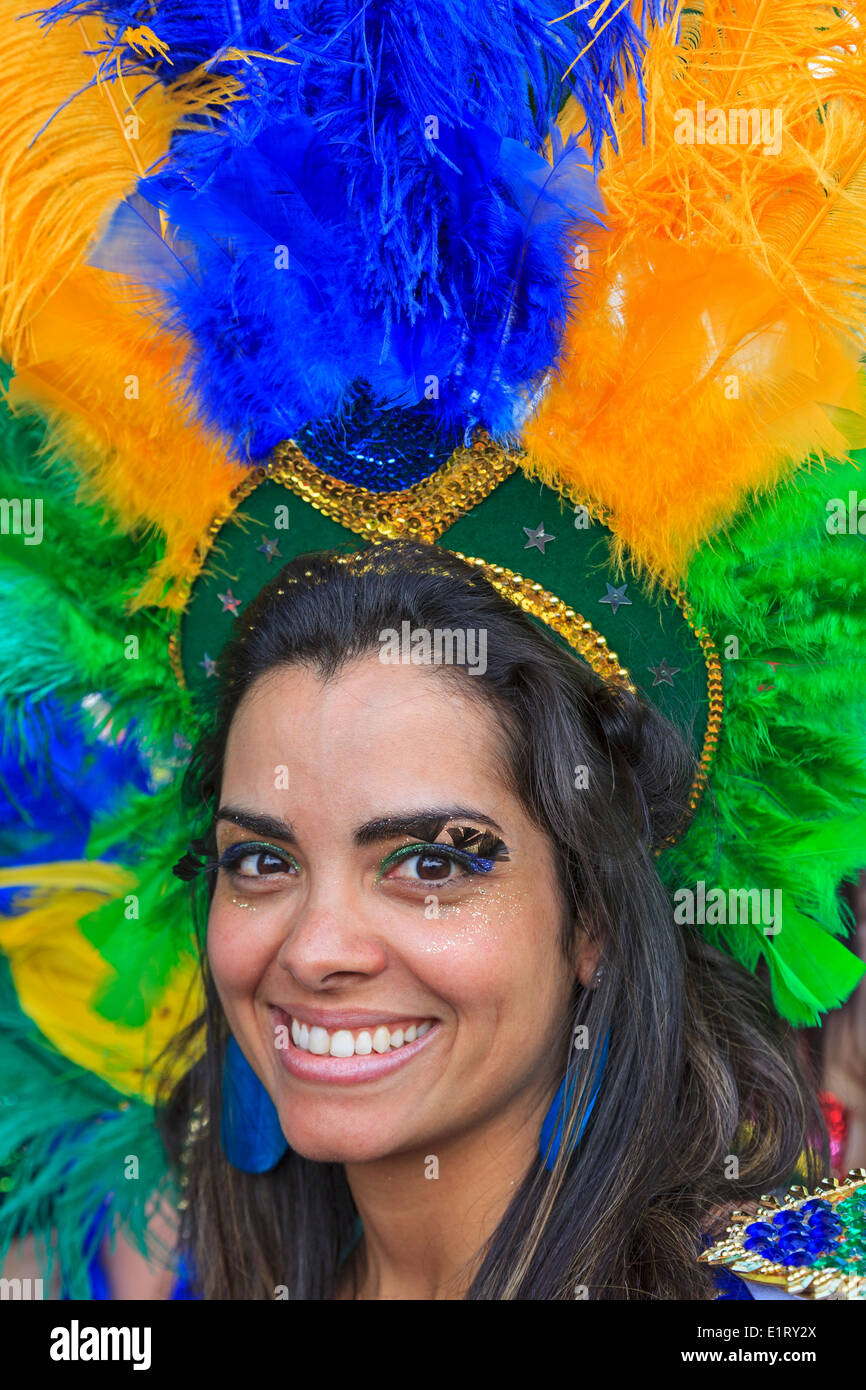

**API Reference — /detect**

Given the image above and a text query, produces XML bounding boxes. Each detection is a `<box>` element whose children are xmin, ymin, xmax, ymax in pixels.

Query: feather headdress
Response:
<box><xmin>0</xmin><ymin>0</ymin><xmax>864</xmax><ymax>1294</ymax></box>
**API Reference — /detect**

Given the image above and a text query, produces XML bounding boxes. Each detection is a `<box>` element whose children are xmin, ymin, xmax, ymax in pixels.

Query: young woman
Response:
<box><xmin>164</xmin><ymin>541</ymin><xmax>824</xmax><ymax>1300</ymax></box>
<box><xmin>1</xmin><ymin>1</ymin><xmax>863</xmax><ymax>1312</ymax></box>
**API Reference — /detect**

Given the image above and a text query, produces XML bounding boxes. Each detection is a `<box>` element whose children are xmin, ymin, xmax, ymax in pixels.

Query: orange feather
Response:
<box><xmin>0</xmin><ymin>4</ymin><xmax>243</xmax><ymax>606</ymax></box>
<box><xmin>524</xmin><ymin>0</ymin><xmax>866</xmax><ymax>583</ymax></box>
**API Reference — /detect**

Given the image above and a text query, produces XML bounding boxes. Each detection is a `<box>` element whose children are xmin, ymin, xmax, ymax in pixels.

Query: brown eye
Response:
<box><xmin>218</xmin><ymin>842</ymin><xmax>297</xmax><ymax>878</ymax></box>
<box><xmin>415</xmin><ymin>852</ymin><xmax>454</xmax><ymax>881</ymax></box>
<box><xmin>376</xmin><ymin>836</ymin><xmax>502</xmax><ymax>892</ymax></box>
<box><xmin>236</xmin><ymin>851</ymin><xmax>286</xmax><ymax>876</ymax></box>
<box><xmin>383</xmin><ymin>848</ymin><xmax>467</xmax><ymax>884</ymax></box>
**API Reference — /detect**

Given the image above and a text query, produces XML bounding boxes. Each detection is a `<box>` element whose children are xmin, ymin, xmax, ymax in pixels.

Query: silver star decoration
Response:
<box><xmin>523</xmin><ymin>522</ymin><xmax>555</xmax><ymax>554</ymax></box>
<box><xmin>218</xmin><ymin>588</ymin><xmax>241</xmax><ymax>615</ymax></box>
<box><xmin>200</xmin><ymin>653</ymin><xmax>217</xmax><ymax>678</ymax></box>
<box><xmin>258</xmin><ymin>536</ymin><xmax>283</xmax><ymax>563</ymax></box>
<box><xmin>649</xmin><ymin>659</ymin><xmax>680</xmax><ymax>687</ymax></box>
<box><xmin>599</xmin><ymin>583</ymin><xmax>632</xmax><ymax>616</ymax></box>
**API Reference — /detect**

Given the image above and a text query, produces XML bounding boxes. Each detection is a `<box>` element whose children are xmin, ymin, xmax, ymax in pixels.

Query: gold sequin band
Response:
<box><xmin>267</xmin><ymin>434</ymin><xmax>520</xmax><ymax>542</ymax></box>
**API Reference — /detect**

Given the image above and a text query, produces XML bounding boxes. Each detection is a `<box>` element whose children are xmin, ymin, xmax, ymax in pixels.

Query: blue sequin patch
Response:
<box><xmin>296</xmin><ymin>386</ymin><xmax>461</xmax><ymax>492</ymax></box>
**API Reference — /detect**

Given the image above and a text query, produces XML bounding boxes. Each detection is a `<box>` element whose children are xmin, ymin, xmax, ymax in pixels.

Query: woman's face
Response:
<box><xmin>208</xmin><ymin>655</ymin><xmax>589</xmax><ymax>1164</ymax></box>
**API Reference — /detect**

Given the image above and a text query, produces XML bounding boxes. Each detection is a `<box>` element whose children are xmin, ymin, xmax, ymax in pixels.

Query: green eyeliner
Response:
<box><xmin>374</xmin><ymin>840</ymin><xmax>501</xmax><ymax>884</ymax></box>
<box><xmin>218</xmin><ymin>840</ymin><xmax>300</xmax><ymax>874</ymax></box>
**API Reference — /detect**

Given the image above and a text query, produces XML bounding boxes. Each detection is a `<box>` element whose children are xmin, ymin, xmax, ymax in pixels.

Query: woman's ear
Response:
<box><xmin>574</xmin><ymin>932</ymin><xmax>602</xmax><ymax>989</ymax></box>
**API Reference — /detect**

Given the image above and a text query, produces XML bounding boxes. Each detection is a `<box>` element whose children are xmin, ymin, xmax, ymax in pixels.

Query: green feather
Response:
<box><xmin>660</xmin><ymin>455</ymin><xmax>866</xmax><ymax>1024</ymax></box>
<box><xmin>0</xmin><ymin>957</ymin><xmax>174</xmax><ymax>1297</ymax></box>
<box><xmin>0</xmin><ymin>390</ymin><xmax>189</xmax><ymax>753</ymax></box>
<box><xmin>82</xmin><ymin>784</ymin><xmax>202</xmax><ymax>1026</ymax></box>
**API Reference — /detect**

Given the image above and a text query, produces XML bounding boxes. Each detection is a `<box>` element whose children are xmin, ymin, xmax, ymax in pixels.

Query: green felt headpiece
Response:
<box><xmin>174</xmin><ymin>436</ymin><xmax>722</xmax><ymax>838</ymax></box>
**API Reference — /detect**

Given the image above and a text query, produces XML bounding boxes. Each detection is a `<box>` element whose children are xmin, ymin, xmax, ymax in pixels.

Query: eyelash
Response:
<box><xmin>373</xmin><ymin>842</ymin><xmax>499</xmax><ymax>888</ymax></box>
<box><xmin>214</xmin><ymin>835</ymin><xmax>506</xmax><ymax>891</ymax></box>
<box><xmin>217</xmin><ymin>841</ymin><xmax>299</xmax><ymax>880</ymax></box>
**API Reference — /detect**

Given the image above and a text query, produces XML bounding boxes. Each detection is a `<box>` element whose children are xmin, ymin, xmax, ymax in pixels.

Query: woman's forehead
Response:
<box><xmin>235</xmin><ymin>653</ymin><xmax>476</xmax><ymax>718</ymax></box>
<box><xmin>220</xmin><ymin>657</ymin><xmax>519</xmax><ymax>833</ymax></box>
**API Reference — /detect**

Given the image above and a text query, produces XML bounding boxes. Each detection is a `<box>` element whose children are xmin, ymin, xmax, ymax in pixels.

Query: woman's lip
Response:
<box><xmin>268</xmin><ymin>1007</ymin><xmax>441</xmax><ymax>1086</ymax></box>
<box><xmin>269</xmin><ymin>1003</ymin><xmax>436</xmax><ymax>1031</ymax></box>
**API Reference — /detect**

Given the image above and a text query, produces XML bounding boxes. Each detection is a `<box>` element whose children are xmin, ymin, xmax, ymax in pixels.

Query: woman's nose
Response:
<box><xmin>274</xmin><ymin>875</ymin><xmax>389</xmax><ymax>989</ymax></box>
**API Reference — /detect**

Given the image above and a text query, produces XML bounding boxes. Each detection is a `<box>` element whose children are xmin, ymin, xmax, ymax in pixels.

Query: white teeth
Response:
<box><xmin>372</xmin><ymin>1025</ymin><xmax>391</xmax><ymax>1054</ymax></box>
<box><xmin>329</xmin><ymin>1029</ymin><xmax>355</xmax><ymax>1058</ymax></box>
<box><xmin>288</xmin><ymin>1017</ymin><xmax>434</xmax><ymax>1057</ymax></box>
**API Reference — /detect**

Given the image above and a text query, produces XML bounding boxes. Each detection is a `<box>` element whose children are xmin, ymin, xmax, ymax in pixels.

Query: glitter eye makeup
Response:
<box><xmin>174</xmin><ymin>817</ymin><xmax>510</xmax><ymax>897</ymax></box>
<box><xmin>374</xmin><ymin>826</ymin><xmax>510</xmax><ymax>891</ymax></box>
<box><xmin>217</xmin><ymin>840</ymin><xmax>300</xmax><ymax>881</ymax></box>
<box><xmin>173</xmin><ymin>836</ymin><xmax>300</xmax><ymax>883</ymax></box>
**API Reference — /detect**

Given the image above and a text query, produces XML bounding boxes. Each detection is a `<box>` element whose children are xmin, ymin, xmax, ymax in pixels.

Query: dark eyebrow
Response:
<box><xmin>215</xmin><ymin>805</ymin><xmax>504</xmax><ymax>848</ymax></box>
<box><xmin>216</xmin><ymin>806</ymin><xmax>297</xmax><ymax>843</ymax></box>
<box><xmin>353</xmin><ymin>808</ymin><xmax>504</xmax><ymax>847</ymax></box>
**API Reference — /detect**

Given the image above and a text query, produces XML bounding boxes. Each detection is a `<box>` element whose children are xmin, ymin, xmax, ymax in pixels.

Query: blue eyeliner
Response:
<box><xmin>374</xmin><ymin>840</ymin><xmax>502</xmax><ymax>884</ymax></box>
<box><xmin>217</xmin><ymin>840</ymin><xmax>298</xmax><ymax>873</ymax></box>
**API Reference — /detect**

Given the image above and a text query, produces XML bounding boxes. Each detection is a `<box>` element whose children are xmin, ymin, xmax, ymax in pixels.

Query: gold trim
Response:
<box><xmin>168</xmin><ymin>630</ymin><xmax>185</xmax><ymax>689</ymax></box>
<box><xmin>447</xmin><ymin>551</ymin><xmax>635</xmax><ymax>692</ymax></box>
<box><xmin>679</xmin><ymin>596</ymin><xmax>723</xmax><ymax>824</ymax></box>
<box><xmin>699</xmin><ymin>1170</ymin><xmax>866</xmax><ymax>1300</ymax></box>
<box><xmin>453</xmin><ymin>555</ymin><xmax>722</xmax><ymax>844</ymax></box>
<box><xmin>551</xmin><ymin>480</ymin><xmax>724</xmax><ymax>839</ymax></box>
<box><xmin>171</xmin><ymin>461</ymin><xmax>271</xmax><ymax>619</ymax></box>
<box><xmin>167</xmin><ymin>433</ymin><xmax>517</xmax><ymax>632</ymax></box>
<box><xmin>266</xmin><ymin>433</ymin><xmax>519</xmax><ymax>542</ymax></box>
<box><xmin>249</xmin><ymin>545</ymin><xmax>634</xmax><ymax>692</ymax></box>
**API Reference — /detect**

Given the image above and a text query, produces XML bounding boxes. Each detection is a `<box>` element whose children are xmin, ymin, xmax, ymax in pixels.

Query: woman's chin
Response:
<box><xmin>277</xmin><ymin>1116</ymin><xmax>419</xmax><ymax>1166</ymax></box>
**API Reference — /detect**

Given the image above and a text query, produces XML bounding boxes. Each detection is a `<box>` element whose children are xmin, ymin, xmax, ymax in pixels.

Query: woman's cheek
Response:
<box><xmin>206</xmin><ymin>902</ymin><xmax>277</xmax><ymax>998</ymax></box>
<box><xmin>405</xmin><ymin>884</ymin><xmax>565</xmax><ymax>1030</ymax></box>
<box><xmin>402</xmin><ymin>888</ymin><xmax>523</xmax><ymax>987</ymax></box>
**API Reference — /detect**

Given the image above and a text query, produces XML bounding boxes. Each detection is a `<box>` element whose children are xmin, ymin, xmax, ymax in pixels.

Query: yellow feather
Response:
<box><xmin>525</xmin><ymin>0</ymin><xmax>866</xmax><ymax>583</ymax></box>
<box><xmin>0</xmin><ymin>864</ymin><xmax>202</xmax><ymax>1100</ymax></box>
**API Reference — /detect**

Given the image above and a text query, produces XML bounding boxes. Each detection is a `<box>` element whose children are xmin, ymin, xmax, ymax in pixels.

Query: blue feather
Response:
<box><xmin>38</xmin><ymin>1</ymin><xmax>672</xmax><ymax>456</ymax></box>
<box><xmin>37</xmin><ymin>1</ymin><xmax>672</xmax><ymax>159</ymax></box>
<box><xmin>92</xmin><ymin>112</ymin><xmax>604</xmax><ymax>453</ymax></box>
<box><xmin>0</xmin><ymin>697</ymin><xmax>151</xmax><ymax>913</ymax></box>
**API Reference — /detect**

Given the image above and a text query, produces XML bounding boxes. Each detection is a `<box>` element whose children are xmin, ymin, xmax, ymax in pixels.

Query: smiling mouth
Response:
<box><xmin>270</xmin><ymin>1005</ymin><xmax>436</xmax><ymax>1061</ymax></box>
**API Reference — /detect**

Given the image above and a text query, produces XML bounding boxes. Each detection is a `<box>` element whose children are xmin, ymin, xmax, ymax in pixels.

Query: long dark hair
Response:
<box><xmin>160</xmin><ymin>540</ymin><xmax>826</xmax><ymax>1299</ymax></box>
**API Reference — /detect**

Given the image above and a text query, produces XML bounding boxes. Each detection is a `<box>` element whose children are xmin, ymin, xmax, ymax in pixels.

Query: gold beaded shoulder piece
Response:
<box><xmin>700</xmin><ymin>1170</ymin><xmax>866</xmax><ymax>1300</ymax></box>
